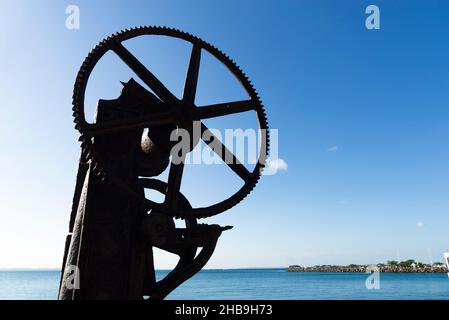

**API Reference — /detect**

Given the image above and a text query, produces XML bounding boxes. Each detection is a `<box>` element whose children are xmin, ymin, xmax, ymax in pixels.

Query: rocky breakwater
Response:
<box><xmin>287</xmin><ymin>260</ymin><xmax>448</xmax><ymax>273</ymax></box>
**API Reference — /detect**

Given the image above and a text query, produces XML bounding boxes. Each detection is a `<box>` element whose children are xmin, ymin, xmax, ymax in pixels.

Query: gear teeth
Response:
<box><xmin>81</xmin><ymin>152</ymin><xmax>90</xmax><ymax>163</ymax></box>
<box><xmin>83</xmin><ymin>149</ymin><xmax>92</xmax><ymax>159</ymax></box>
<box><xmin>80</xmin><ymin>141</ymin><xmax>90</xmax><ymax>150</ymax></box>
<box><xmin>95</xmin><ymin>167</ymin><xmax>104</xmax><ymax>177</ymax></box>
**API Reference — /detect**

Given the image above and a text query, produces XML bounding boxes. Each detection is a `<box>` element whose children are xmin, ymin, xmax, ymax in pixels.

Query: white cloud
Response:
<box><xmin>267</xmin><ymin>158</ymin><xmax>288</xmax><ymax>172</ymax></box>
<box><xmin>416</xmin><ymin>222</ymin><xmax>424</xmax><ymax>228</ymax></box>
<box><xmin>327</xmin><ymin>145</ymin><xmax>339</xmax><ymax>152</ymax></box>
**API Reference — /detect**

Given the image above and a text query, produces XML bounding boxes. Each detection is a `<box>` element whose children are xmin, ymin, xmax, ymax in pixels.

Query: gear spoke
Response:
<box><xmin>201</xmin><ymin>123</ymin><xmax>253</xmax><ymax>182</ymax></box>
<box><xmin>192</xmin><ymin>100</ymin><xmax>254</xmax><ymax>120</ymax></box>
<box><xmin>164</xmin><ymin>158</ymin><xmax>185</xmax><ymax>211</ymax></box>
<box><xmin>183</xmin><ymin>44</ymin><xmax>201</xmax><ymax>104</ymax></box>
<box><xmin>111</xmin><ymin>41</ymin><xmax>178</xmax><ymax>104</ymax></box>
<box><xmin>85</xmin><ymin>112</ymin><xmax>175</xmax><ymax>137</ymax></box>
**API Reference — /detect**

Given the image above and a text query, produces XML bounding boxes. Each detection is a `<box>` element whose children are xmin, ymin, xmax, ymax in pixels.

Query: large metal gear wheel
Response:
<box><xmin>72</xmin><ymin>26</ymin><xmax>269</xmax><ymax>219</ymax></box>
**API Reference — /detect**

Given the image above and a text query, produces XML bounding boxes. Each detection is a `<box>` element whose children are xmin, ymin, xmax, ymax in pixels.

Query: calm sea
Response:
<box><xmin>0</xmin><ymin>269</ymin><xmax>448</xmax><ymax>300</ymax></box>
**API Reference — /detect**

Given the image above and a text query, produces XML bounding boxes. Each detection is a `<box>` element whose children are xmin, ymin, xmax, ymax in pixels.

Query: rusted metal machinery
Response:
<box><xmin>59</xmin><ymin>26</ymin><xmax>269</xmax><ymax>300</ymax></box>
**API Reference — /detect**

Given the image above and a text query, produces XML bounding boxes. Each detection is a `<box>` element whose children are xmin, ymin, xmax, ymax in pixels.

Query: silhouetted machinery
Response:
<box><xmin>58</xmin><ymin>26</ymin><xmax>269</xmax><ymax>300</ymax></box>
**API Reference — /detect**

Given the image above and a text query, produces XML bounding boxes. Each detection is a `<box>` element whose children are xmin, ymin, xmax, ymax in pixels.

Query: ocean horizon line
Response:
<box><xmin>0</xmin><ymin>267</ymin><xmax>286</xmax><ymax>272</ymax></box>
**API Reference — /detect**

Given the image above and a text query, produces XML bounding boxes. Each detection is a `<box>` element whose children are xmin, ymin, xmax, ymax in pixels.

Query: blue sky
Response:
<box><xmin>1</xmin><ymin>0</ymin><xmax>449</xmax><ymax>269</ymax></box>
